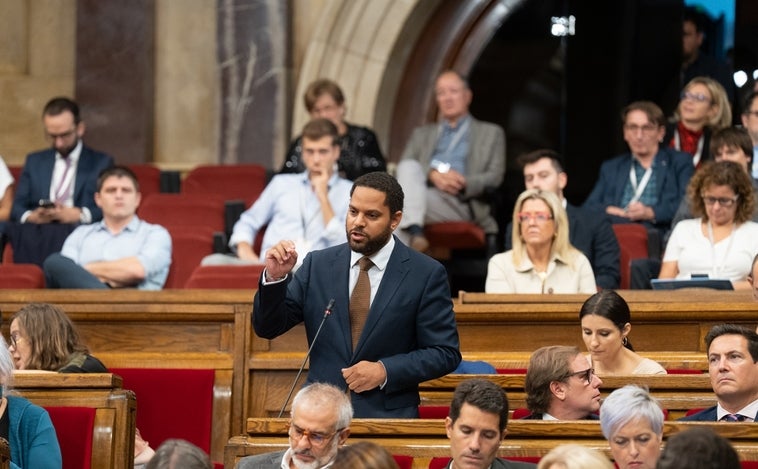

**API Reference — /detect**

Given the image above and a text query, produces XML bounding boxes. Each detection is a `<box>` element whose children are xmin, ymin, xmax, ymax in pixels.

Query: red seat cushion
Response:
<box><xmin>393</xmin><ymin>455</ymin><xmax>413</xmax><ymax>469</ymax></box>
<box><xmin>0</xmin><ymin>264</ymin><xmax>45</xmax><ymax>288</ymax></box>
<box><xmin>429</xmin><ymin>456</ymin><xmax>451</xmax><ymax>469</ymax></box>
<box><xmin>110</xmin><ymin>368</ymin><xmax>214</xmax><ymax>454</ymax></box>
<box><xmin>184</xmin><ymin>265</ymin><xmax>264</xmax><ymax>289</ymax></box>
<box><xmin>666</xmin><ymin>369</ymin><xmax>703</xmax><ymax>374</ymax></box>
<box><xmin>45</xmin><ymin>406</ymin><xmax>95</xmax><ymax>469</ymax></box>
<box><xmin>496</xmin><ymin>368</ymin><xmax>528</xmax><ymax>374</ymax></box>
<box><xmin>418</xmin><ymin>406</ymin><xmax>449</xmax><ymax>419</ymax></box>
<box><xmin>512</xmin><ymin>408</ymin><xmax>531</xmax><ymax>419</ymax></box>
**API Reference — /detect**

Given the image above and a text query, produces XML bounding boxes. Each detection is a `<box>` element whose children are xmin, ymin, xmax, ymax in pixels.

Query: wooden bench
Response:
<box><xmin>225</xmin><ymin>418</ymin><xmax>758</xmax><ymax>469</ymax></box>
<box><xmin>419</xmin><ymin>374</ymin><xmax>715</xmax><ymax>421</ymax></box>
<box><xmin>13</xmin><ymin>371</ymin><xmax>136</xmax><ymax>469</ymax></box>
<box><xmin>0</xmin><ymin>290</ymin><xmax>252</xmax><ymax>463</ymax></box>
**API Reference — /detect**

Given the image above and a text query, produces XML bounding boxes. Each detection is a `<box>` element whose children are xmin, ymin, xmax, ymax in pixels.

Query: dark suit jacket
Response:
<box><xmin>582</xmin><ymin>147</ymin><xmax>694</xmax><ymax>229</ymax></box>
<box><xmin>236</xmin><ymin>449</ymin><xmax>284</xmax><ymax>469</ymax></box>
<box><xmin>445</xmin><ymin>457</ymin><xmax>536</xmax><ymax>468</ymax></box>
<box><xmin>679</xmin><ymin>406</ymin><xmax>758</xmax><ymax>421</ymax></box>
<box><xmin>253</xmin><ymin>237</ymin><xmax>462</xmax><ymax>418</ymax></box>
<box><xmin>11</xmin><ymin>146</ymin><xmax>114</xmax><ymax>222</ymax></box>
<box><xmin>505</xmin><ymin>203</ymin><xmax>620</xmax><ymax>289</ymax></box>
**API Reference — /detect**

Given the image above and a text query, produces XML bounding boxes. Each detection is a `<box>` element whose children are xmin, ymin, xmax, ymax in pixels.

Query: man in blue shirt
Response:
<box><xmin>203</xmin><ymin>118</ymin><xmax>353</xmax><ymax>270</ymax></box>
<box><xmin>43</xmin><ymin>166</ymin><xmax>172</xmax><ymax>289</ymax></box>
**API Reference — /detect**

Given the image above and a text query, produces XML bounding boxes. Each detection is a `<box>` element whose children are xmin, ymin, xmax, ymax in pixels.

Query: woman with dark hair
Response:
<box><xmin>580</xmin><ymin>291</ymin><xmax>666</xmax><ymax>375</ymax></box>
<box><xmin>659</xmin><ymin>160</ymin><xmax>758</xmax><ymax>289</ymax></box>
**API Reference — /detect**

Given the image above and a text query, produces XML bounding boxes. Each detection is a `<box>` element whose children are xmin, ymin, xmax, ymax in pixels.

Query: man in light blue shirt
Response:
<box><xmin>43</xmin><ymin>166</ymin><xmax>171</xmax><ymax>289</ymax></box>
<box><xmin>203</xmin><ymin>118</ymin><xmax>353</xmax><ymax>269</ymax></box>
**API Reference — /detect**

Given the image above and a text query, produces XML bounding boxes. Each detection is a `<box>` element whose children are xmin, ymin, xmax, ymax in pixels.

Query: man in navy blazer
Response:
<box><xmin>254</xmin><ymin>171</ymin><xmax>461</xmax><ymax>418</ymax></box>
<box><xmin>506</xmin><ymin>149</ymin><xmax>620</xmax><ymax>289</ymax></box>
<box><xmin>11</xmin><ymin>97</ymin><xmax>113</xmax><ymax>224</ymax></box>
<box><xmin>680</xmin><ymin>324</ymin><xmax>758</xmax><ymax>422</ymax></box>
<box><xmin>583</xmin><ymin>101</ymin><xmax>693</xmax><ymax>232</ymax></box>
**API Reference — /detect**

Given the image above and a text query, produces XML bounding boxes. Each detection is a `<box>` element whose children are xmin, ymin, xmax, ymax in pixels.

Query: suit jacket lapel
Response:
<box><xmin>41</xmin><ymin>150</ymin><xmax>57</xmax><ymax>194</ymax></box>
<box><xmin>332</xmin><ymin>246</ymin><xmax>354</xmax><ymax>359</ymax></box>
<box><xmin>73</xmin><ymin>146</ymin><xmax>90</xmax><ymax>201</ymax></box>
<box><xmin>352</xmin><ymin>238</ymin><xmax>410</xmax><ymax>357</ymax></box>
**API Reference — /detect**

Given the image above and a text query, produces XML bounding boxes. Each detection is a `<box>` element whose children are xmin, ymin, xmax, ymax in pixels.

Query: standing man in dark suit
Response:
<box><xmin>254</xmin><ymin>171</ymin><xmax>461</xmax><ymax>418</ymax></box>
<box><xmin>236</xmin><ymin>382</ymin><xmax>352</xmax><ymax>469</ymax></box>
<box><xmin>11</xmin><ymin>96</ymin><xmax>113</xmax><ymax>224</ymax></box>
<box><xmin>444</xmin><ymin>378</ymin><xmax>535</xmax><ymax>469</ymax></box>
<box><xmin>522</xmin><ymin>346</ymin><xmax>603</xmax><ymax>420</ymax></box>
<box><xmin>396</xmin><ymin>70</ymin><xmax>505</xmax><ymax>252</ymax></box>
<box><xmin>506</xmin><ymin>149</ymin><xmax>620</xmax><ymax>289</ymax></box>
<box><xmin>680</xmin><ymin>324</ymin><xmax>758</xmax><ymax>422</ymax></box>
<box><xmin>583</xmin><ymin>101</ymin><xmax>693</xmax><ymax>234</ymax></box>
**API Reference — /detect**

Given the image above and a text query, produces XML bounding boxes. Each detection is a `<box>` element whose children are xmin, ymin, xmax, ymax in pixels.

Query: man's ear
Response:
<box><xmin>445</xmin><ymin>416</ymin><xmax>454</xmax><ymax>439</ymax></box>
<box><xmin>391</xmin><ymin>210</ymin><xmax>402</xmax><ymax>230</ymax></box>
<box><xmin>549</xmin><ymin>380</ymin><xmax>566</xmax><ymax>401</ymax></box>
<box><xmin>338</xmin><ymin>427</ymin><xmax>350</xmax><ymax>445</ymax></box>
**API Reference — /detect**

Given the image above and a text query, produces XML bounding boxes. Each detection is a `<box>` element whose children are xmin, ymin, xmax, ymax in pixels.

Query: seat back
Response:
<box><xmin>138</xmin><ymin>193</ymin><xmax>226</xmax><ymax>232</ymax></box>
<box><xmin>418</xmin><ymin>406</ymin><xmax>449</xmax><ymax>419</ymax></box>
<box><xmin>127</xmin><ymin>164</ymin><xmax>162</xmax><ymax>200</ymax></box>
<box><xmin>184</xmin><ymin>264</ymin><xmax>264</xmax><ymax>289</ymax></box>
<box><xmin>393</xmin><ymin>455</ymin><xmax>413</xmax><ymax>469</ymax></box>
<box><xmin>611</xmin><ymin>223</ymin><xmax>649</xmax><ymax>289</ymax></box>
<box><xmin>110</xmin><ymin>368</ymin><xmax>215</xmax><ymax>455</ymax></box>
<box><xmin>45</xmin><ymin>406</ymin><xmax>95</xmax><ymax>469</ymax></box>
<box><xmin>164</xmin><ymin>227</ymin><xmax>216</xmax><ymax>289</ymax></box>
<box><xmin>182</xmin><ymin>164</ymin><xmax>267</xmax><ymax>207</ymax></box>
<box><xmin>0</xmin><ymin>264</ymin><xmax>45</xmax><ymax>288</ymax></box>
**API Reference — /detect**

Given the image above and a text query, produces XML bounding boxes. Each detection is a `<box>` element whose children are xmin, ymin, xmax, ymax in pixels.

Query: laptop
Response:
<box><xmin>650</xmin><ymin>277</ymin><xmax>734</xmax><ymax>291</ymax></box>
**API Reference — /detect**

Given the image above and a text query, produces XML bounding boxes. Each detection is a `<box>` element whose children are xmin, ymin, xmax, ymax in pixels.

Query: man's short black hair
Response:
<box><xmin>350</xmin><ymin>172</ymin><xmax>404</xmax><ymax>215</ymax></box>
<box><xmin>705</xmin><ymin>324</ymin><xmax>758</xmax><ymax>363</ymax></box>
<box><xmin>43</xmin><ymin>97</ymin><xmax>81</xmax><ymax>124</ymax></box>
<box><xmin>449</xmin><ymin>378</ymin><xmax>509</xmax><ymax>433</ymax></box>
<box><xmin>516</xmin><ymin>149</ymin><xmax>565</xmax><ymax>173</ymax></box>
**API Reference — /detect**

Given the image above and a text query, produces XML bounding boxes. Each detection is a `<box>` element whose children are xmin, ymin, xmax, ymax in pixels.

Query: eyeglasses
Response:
<box><xmin>564</xmin><ymin>367</ymin><xmax>595</xmax><ymax>385</ymax></box>
<box><xmin>702</xmin><ymin>195</ymin><xmax>739</xmax><ymax>207</ymax></box>
<box><xmin>623</xmin><ymin>124</ymin><xmax>659</xmax><ymax>133</ymax></box>
<box><xmin>518</xmin><ymin>212</ymin><xmax>553</xmax><ymax>223</ymax></box>
<box><xmin>680</xmin><ymin>91</ymin><xmax>712</xmax><ymax>104</ymax></box>
<box><xmin>44</xmin><ymin>128</ymin><xmax>77</xmax><ymax>142</ymax></box>
<box><xmin>8</xmin><ymin>332</ymin><xmax>23</xmax><ymax>349</ymax></box>
<box><xmin>744</xmin><ymin>110</ymin><xmax>758</xmax><ymax>118</ymax></box>
<box><xmin>288</xmin><ymin>424</ymin><xmax>344</xmax><ymax>447</ymax></box>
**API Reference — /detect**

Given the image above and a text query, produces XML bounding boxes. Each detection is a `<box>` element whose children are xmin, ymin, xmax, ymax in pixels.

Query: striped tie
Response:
<box><xmin>723</xmin><ymin>414</ymin><xmax>746</xmax><ymax>422</ymax></box>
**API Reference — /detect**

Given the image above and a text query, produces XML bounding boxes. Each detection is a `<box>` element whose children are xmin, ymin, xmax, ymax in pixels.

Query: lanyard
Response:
<box><xmin>628</xmin><ymin>163</ymin><xmax>653</xmax><ymax>204</ymax></box>
<box><xmin>673</xmin><ymin>131</ymin><xmax>705</xmax><ymax>166</ymax></box>
<box><xmin>438</xmin><ymin>118</ymin><xmax>470</xmax><ymax>158</ymax></box>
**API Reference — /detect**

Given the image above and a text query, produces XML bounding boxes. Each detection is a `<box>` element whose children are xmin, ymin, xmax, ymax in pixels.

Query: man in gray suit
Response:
<box><xmin>236</xmin><ymin>383</ymin><xmax>352</xmax><ymax>469</ymax></box>
<box><xmin>396</xmin><ymin>70</ymin><xmax>505</xmax><ymax>252</ymax></box>
<box><xmin>444</xmin><ymin>378</ymin><xmax>535</xmax><ymax>468</ymax></box>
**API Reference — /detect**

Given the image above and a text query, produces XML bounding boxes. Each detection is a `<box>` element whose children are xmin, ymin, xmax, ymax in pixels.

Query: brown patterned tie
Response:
<box><xmin>349</xmin><ymin>256</ymin><xmax>373</xmax><ymax>350</ymax></box>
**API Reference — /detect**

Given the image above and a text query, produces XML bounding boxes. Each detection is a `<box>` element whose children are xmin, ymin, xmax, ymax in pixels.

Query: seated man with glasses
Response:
<box><xmin>583</xmin><ymin>101</ymin><xmax>693</xmax><ymax>234</ymax></box>
<box><xmin>236</xmin><ymin>382</ymin><xmax>352</xmax><ymax>469</ymax></box>
<box><xmin>658</xmin><ymin>160</ymin><xmax>758</xmax><ymax>290</ymax></box>
<box><xmin>11</xmin><ymin>97</ymin><xmax>113</xmax><ymax>225</ymax></box>
<box><xmin>522</xmin><ymin>345</ymin><xmax>603</xmax><ymax>420</ymax></box>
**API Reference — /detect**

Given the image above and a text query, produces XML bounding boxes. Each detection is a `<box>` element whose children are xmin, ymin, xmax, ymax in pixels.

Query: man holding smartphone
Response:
<box><xmin>11</xmin><ymin>97</ymin><xmax>113</xmax><ymax>224</ymax></box>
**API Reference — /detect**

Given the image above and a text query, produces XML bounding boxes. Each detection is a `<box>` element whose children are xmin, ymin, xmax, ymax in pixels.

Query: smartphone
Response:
<box><xmin>38</xmin><ymin>199</ymin><xmax>55</xmax><ymax>209</ymax></box>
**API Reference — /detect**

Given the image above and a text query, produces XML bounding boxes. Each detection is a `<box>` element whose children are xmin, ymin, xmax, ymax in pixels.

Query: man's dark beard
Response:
<box><xmin>347</xmin><ymin>224</ymin><xmax>393</xmax><ymax>255</ymax></box>
<box><xmin>55</xmin><ymin>138</ymin><xmax>79</xmax><ymax>157</ymax></box>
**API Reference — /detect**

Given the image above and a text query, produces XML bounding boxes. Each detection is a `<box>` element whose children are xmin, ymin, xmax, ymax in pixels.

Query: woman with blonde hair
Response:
<box><xmin>332</xmin><ymin>442</ymin><xmax>399</xmax><ymax>469</ymax></box>
<box><xmin>665</xmin><ymin>76</ymin><xmax>731</xmax><ymax>167</ymax></box>
<box><xmin>537</xmin><ymin>444</ymin><xmax>613</xmax><ymax>469</ymax></box>
<box><xmin>486</xmin><ymin>189</ymin><xmax>596</xmax><ymax>293</ymax></box>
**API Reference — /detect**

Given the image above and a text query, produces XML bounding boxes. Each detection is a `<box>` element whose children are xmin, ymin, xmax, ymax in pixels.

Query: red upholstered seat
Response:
<box><xmin>512</xmin><ymin>408</ymin><xmax>531</xmax><ymax>419</ymax></box>
<box><xmin>110</xmin><ymin>368</ymin><xmax>215</xmax><ymax>455</ymax></box>
<box><xmin>8</xmin><ymin>166</ymin><xmax>22</xmax><ymax>182</ymax></box>
<box><xmin>182</xmin><ymin>164</ymin><xmax>267</xmax><ymax>207</ymax></box>
<box><xmin>611</xmin><ymin>224</ymin><xmax>649</xmax><ymax>289</ymax></box>
<box><xmin>685</xmin><ymin>407</ymin><xmax>705</xmax><ymax>417</ymax></box>
<box><xmin>127</xmin><ymin>164</ymin><xmax>162</xmax><ymax>200</ymax></box>
<box><xmin>418</xmin><ymin>406</ymin><xmax>449</xmax><ymax>419</ymax></box>
<box><xmin>666</xmin><ymin>369</ymin><xmax>704</xmax><ymax>374</ymax></box>
<box><xmin>163</xmin><ymin>227</ymin><xmax>216</xmax><ymax>289</ymax></box>
<box><xmin>45</xmin><ymin>406</ymin><xmax>95</xmax><ymax>469</ymax></box>
<box><xmin>429</xmin><ymin>457</ymin><xmax>451</xmax><ymax>469</ymax></box>
<box><xmin>496</xmin><ymin>368</ymin><xmax>528</xmax><ymax>374</ymax></box>
<box><xmin>0</xmin><ymin>264</ymin><xmax>45</xmax><ymax>288</ymax></box>
<box><xmin>741</xmin><ymin>462</ymin><xmax>758</xmax><ymax>468</ymax></box>
<box><xmin>393</xmin><ymin>455</ymin><xmax>413</xmax><ymax>469</ymax></box>
<box><xmin>184</xmin><ymin>264</ymin><xmax>264</xmax><ymax>289</ymax></box>
<box><xmin>138</xmin><ymin>193</ymin><xmax>226</xmax><ymax>233</ymax></box>
<box><xmin>424</xmin><ymin>222</ymin><xmax>486</xmax><ymax>251</ymax></box>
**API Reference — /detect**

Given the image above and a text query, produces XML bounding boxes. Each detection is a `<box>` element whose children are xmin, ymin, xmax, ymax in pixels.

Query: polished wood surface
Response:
<box><xmin>225</xmin><ymin>418</ymin><xmax>758</xmax><ymax>469</ymax></box>
<box><xmin>13</xmin><ymin>372</ymin><xmax>135</xmax><ymax>469</ymax></box>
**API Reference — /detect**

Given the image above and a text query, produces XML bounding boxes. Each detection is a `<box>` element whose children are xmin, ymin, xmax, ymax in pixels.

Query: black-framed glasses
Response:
<box><xmin>288</xmin><ymin>423</ymin><xmax>344</xmax><ymax>447</ymax></box>
<box><xmin>8</xmin><ymin>332</ymin><xmax>23</xmax><ymax>349</ymax></box>
<box><xmin>702</xmin><ymin>195</ymin><xmax>739</xmax><ymax>207</ymax></box>
<box><xmin>564</xmin><ymin>367</ymin><xmax>595</xmax><ymax>385</ymax></box>
<box><xmin>44</xmin><ymin>128</ymin><xmax>77</xmax><ymax>142</ymax></box>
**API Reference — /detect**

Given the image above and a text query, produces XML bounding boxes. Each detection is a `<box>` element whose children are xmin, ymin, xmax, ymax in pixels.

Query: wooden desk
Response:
<box><xmin>226</xmin><ymin>418</ymin><xmax>758</xmax><ymax>469</ymax></box>
<box><xmin>13</xmin><ymin>371</ymin><xmax>135</xmax><ymax>469</ymax></box>
<box><xmin>0</xmin><ymin>290</ymin><xmax>252</xmax><ymax>463</ymax></box>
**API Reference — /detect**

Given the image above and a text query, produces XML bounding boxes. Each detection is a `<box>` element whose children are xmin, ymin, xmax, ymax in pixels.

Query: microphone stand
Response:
<box><xmin>278</xmin><ymin>298</ymin><xmax>335</xmax><ymax>418</ymax></box>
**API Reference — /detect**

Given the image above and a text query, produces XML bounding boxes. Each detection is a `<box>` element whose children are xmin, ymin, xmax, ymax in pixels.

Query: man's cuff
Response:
<box><xmin>378</xmin><ymin>360</ymin><xmax>388</xmax><ymax>390</ymax></box>
<box><xmin>80</xmin><ymin>207</ymin><xmax>92</xmax><ymax>224</ymax></box>
<box><xmin>262</xmin><ymin>268</ymin><xmax>287</xmax><ymax>285</ymax></box>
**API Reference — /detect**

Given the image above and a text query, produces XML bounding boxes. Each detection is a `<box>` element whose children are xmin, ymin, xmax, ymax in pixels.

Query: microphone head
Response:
<box><xmin>325</xmin><ymin>298</ymin><xmax>336</xmax><ymax>315</ymax></box>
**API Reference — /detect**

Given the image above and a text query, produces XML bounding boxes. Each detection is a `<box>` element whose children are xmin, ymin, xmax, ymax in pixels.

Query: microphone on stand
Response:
<box><xmin>278</xmin><ymin>298</ymin><xmax>335</xmax><ymax>418</ymax></box>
